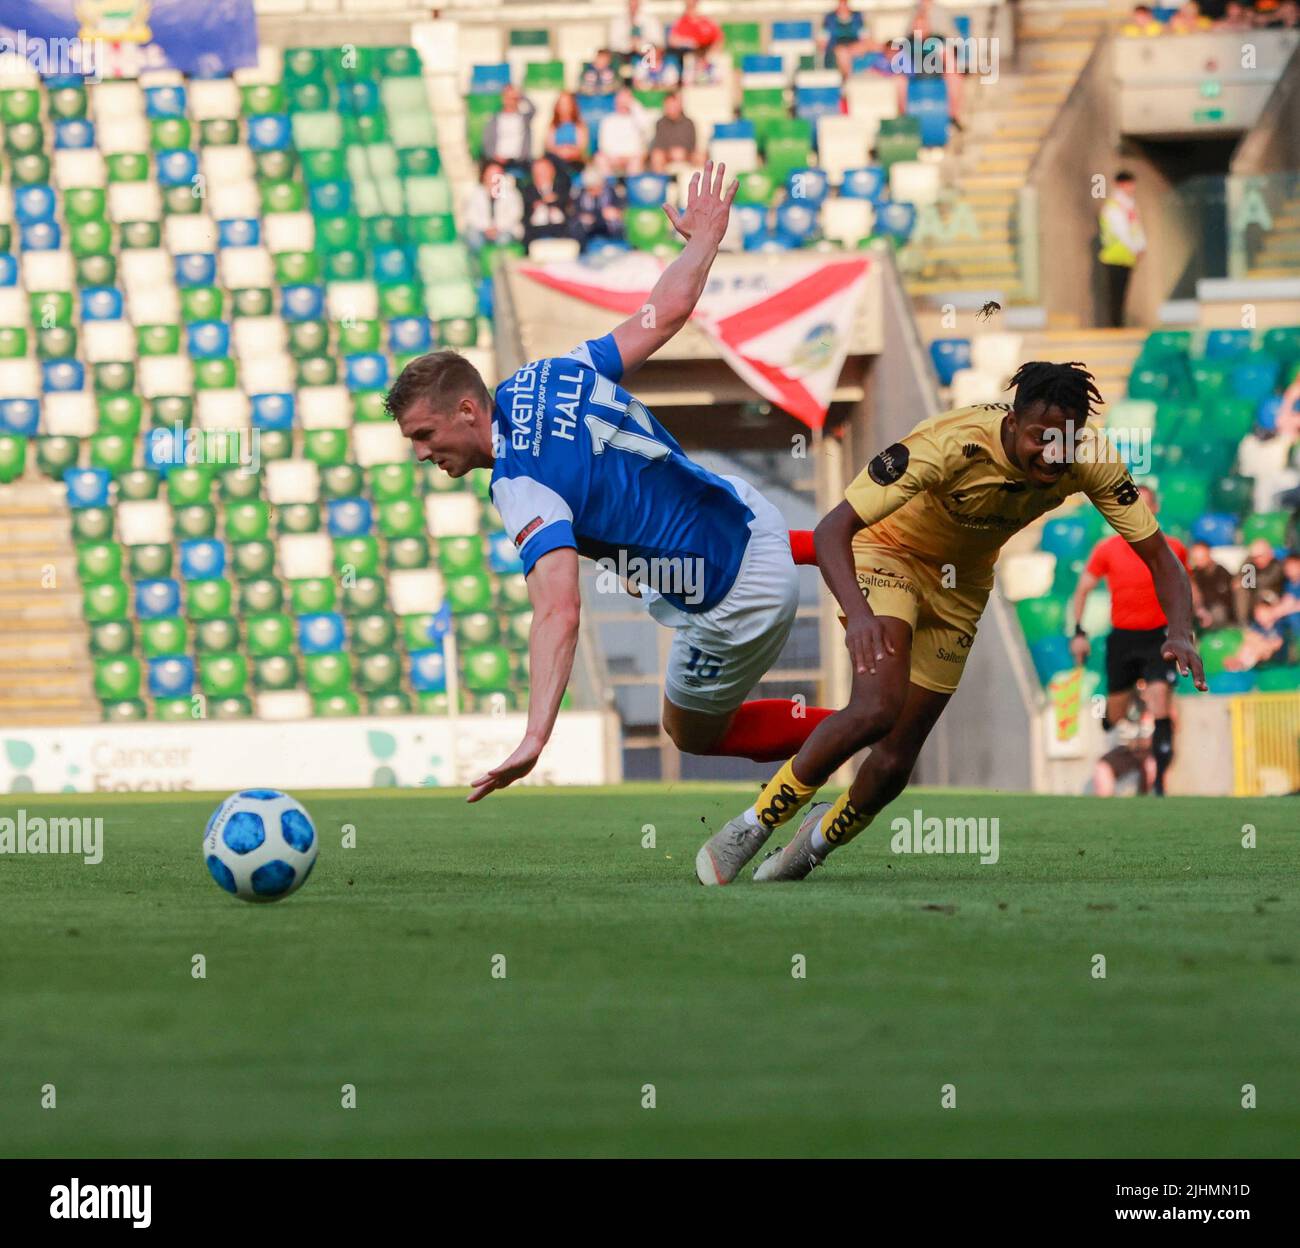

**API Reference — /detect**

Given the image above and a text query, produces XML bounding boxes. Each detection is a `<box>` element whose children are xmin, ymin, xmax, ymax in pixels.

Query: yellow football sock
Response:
<box><xmin>812</xmin><ymin>790</ymin><xmax>876</xmax><ymax>853</ymax></box>
<box><xmin>750</xmin><ymin>757</ymin><xmax>820</xmax><ymax>830</ymax></box>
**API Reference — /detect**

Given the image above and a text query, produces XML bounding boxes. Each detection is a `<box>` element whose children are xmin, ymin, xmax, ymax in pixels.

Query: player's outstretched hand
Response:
<box><xmin>1162</xmin><ymin>635</ymin><xmax>1208</xmax><ymax>692</ymax></box>
<box><xmin>467</xmin><ymin>735</ymin><xmax>544</xmax><ymax>803</ymax></box>
<box><xmin>663</xmin><ymin>160</ymin><xmax>738</xmax><ymax>247</ymax></box>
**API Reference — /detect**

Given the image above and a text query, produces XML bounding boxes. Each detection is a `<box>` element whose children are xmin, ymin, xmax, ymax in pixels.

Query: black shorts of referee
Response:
<box><xmin>1105</xmin><ymin>625</ymin><xmax>1178</xmax><ymax>694</ymax></box>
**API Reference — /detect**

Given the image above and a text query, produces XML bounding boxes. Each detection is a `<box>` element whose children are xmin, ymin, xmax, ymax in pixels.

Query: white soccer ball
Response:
<box><xmin>202</xmin><ymin>789</ymin><xmax>318</xmax><ymax>903</ymax></box>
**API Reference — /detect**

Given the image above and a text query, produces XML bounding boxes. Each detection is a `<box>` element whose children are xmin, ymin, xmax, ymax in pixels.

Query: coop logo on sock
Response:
<box><xmin>757</xmin><ymin>783</ymin><xmax>801</xmax><ymax>829</ymax></box>
<box><xmin>50</xmin><ymin>1179</ymin><xmax>151</xmax><ymax>1229</ymax></box>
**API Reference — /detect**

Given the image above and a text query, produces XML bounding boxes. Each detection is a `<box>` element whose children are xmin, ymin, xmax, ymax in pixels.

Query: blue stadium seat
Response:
<box><xmin>187</xmin><ymin>321</ymin><xmax>231</xmax><ymax>359</ymax></box>
<box><xmin>1230</xmin><ymin>358</ymin><xmax>1279</xmax><ymax>402</ymax></box>
<box><xmin>43</xmin><ymin>360</ymin><xmax>85</xmax><ymax>392</ymax></box>
<box><xmin>251</xmin><ymin>393</ymin><xmax>295</xmax><ymax>429</ymax></box>
<box><xmin>772</xmin><ymin>20</ymin><xmax>815</xmax><ymax>40</ymax></box>
<box><xmin>218</xmin><ymin>218</ymin><xmax>260</xmax><ymax>248</ymax></box>
<box><xmin>65</xmin><ymin>468</ymin><xmax>111</xmax><ymax>509</ymax></box>
<box><xmin>742</xmin><ymin>54</ymin><xmax>785</xmax><ymax>76</ymax></box>
<box><xmin>409</xmin><ymin>646</ymin><xmax>448</xmax><ymax>692</ymax></box>
<box><xmin>328</xmin><ymin>499</ymin><xmax>373</xmax><ymax>538</ymax></box>
<box><xmin>308</xmin><ymin>181</ymin><xmax>352</xmax><ymax>216</ymax></box>
<box><xmin>1191</xmin><ymin>513</ymin><xmax>1237</xmax><ymax>546</ymax></box>
<box><xmin>0</xmin><ymin>399</ymin><xmax>39</xmax><ymax>436</ymax></box>
<box><xmin>156</xmin><ymin>149</ymin><xmax>199</xmax><ymax>186</ymax></box>
<box><xmin>21</xmin><ymin>222</ymin><xmax>61</xmax><ymax>251</ymax></box>
<box><xmin>144</xmin><ymin>85</ymin><xmax>187</xmax><ymax>117</ymax></box>
<box><xmin>929</xmin><ymin>338</ymin><xmax>971</xmax><ymax>386</ymax></box>
<box><xmin>1204</xmin><ymin>329</ymin><xmax>1251</xmax><ymax>360</ymax></box>
<box><xmin>1029</xmin><ymin>635</ymin><xmax>1073</xmax><ymax>684</ymax></box>
<box><xmin>906</xmin><ymin>76</ymin><xmax>949</xmax><ymax>147</ymax></box>
<box><xmin>1040</xmin><ymin>515</ymin><xmax>1089</xmax><ymax>563</ymax></box>
<box><xmin>175</xmin><ymin>253</ymin><xmax>217</xmax><ymax>287</ymax></box>
<box><xmin>775</xmin><ymin>200</ymin><xmax>819</xmax><ymax>241</ymax></box>
<box><xmin>148</xmin><ymin>655</ymin><xmax>195</xmax><ymax>698</ymax></box>
<box><xmin>1206</xmin><ymin>669</ymin><xmax>1255</xmax><ymax>694</ymax></box>
<box><xmin>0</xmin><ymin>255</ymin><xmax>18</xmax><ymax>286</ymax></box>
<box><xmin>1255</xmin><ymin>395</ymin><xmax>1281</xmax><ymax>433</ymax></box>
<box><xmin>470</xmin><ymin>63</ymin><xmax>512</xmax><ymax>93</ymax></box>
<box><xmin>712</xmin><ymin>119</ymin><xmax>757</xmax><ymax>142</ymax></box>
<box><xmin>373</xmin><ymin>245</ymin><xmax>415</xmax><ymax>283</ymax></box>
<box><xmin>281</xmin><ymin>284</ymin><xmax>326</xmax><ymax>321</ymax></box>
<box><xmin>840</xmin><ymin>166</ymin><xmax>886</xmax><ymax>201</ymax></box>
<box><xmin>136</xmin><ymin>578</ymin><xmax>182</xmax><ymax>618</ymax></box>
<box><xmin>345</xmin><ymin>353</ymin><xmax>390</xmax><ymax>392</ymax></box>
<box><xmin>626</xmin><ymin>173</ymin><xmax>671</xmax><ymax>207</ymax></box>
<box><xmin>54</xmin><ymin>120</ymin><xmax>95</xmax><ymax>149</ymax></box>
<box><xmin>180</xmin><ymin>539</ymin><xmax>226</xmax><ymax>580</ymax></box>
<box><xmin>389</xmin><ymin>317</ymin><xmax>432</xmax><ymax>354</ymax></box>
<box><xmin>82</xmin><ymin>287</ymin><xmax>124</xmax><ymax>320</ymax></box>
<box><xmin>795</xmin><ymin>86</ymin><xmax>842</xmax><ymax>123</ymax></box>
<box><xmin>577</xmin><ymin>93</ymin><xmax>616</xmax><ymax>125</ymax></box>
<box><xmin>785</xmin><ymin>167</ymin><xmax>828</xmax><ymax>204</ymax></box>
<box><xmin>247</xmin><ymin>114</ymin><xmax>292</xmax><ymax>151</ymax></box>
<box><xmin>298</xmin><ymin>612</ymin><xmax>347</xmax><ymax>654</ymax></box>
<box><xmin>477</xmin><ymin>277</ymin><xmax>494</xmax><ymax>320</ymax></box>
<box><xmin>876</xmin><ymin>201</ymin><xmax>917</xmax><ymax>241</ymax></box>
<box><xmin>734</xmin><ymin>203</ymin><xmax>768</xmax><ymax>239</ymax></box>
<box><xmin>14</xmin><ymin>185</ymin><xmax>56</xmax><ymax>224</ymax></box>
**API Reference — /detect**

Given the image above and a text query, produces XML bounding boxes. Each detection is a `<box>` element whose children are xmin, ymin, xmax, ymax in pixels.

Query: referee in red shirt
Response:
<box><xmin>1069</xmin><ymin>486</ymin><xmax>1195</xmax><ymax>796</ymax></box>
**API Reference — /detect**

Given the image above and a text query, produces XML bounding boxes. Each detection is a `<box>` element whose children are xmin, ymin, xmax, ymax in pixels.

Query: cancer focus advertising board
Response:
<box><xmin>0</xmin><ymin>714</ymin><xmax>612</xmax><ymax>793</ymax></box>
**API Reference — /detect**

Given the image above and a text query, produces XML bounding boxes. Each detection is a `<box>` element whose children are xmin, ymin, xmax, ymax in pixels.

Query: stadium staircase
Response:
<box><xmin>1246</xmin><ymin>182</ymin><xmax>1300</xmax><ymax>279</ymax></box>
<box><xmin>909</xmin><ymin>4</ymin><xmax>1113</xmax><ymax>301</ymax></box>
<box><xmin>1018</xmin><ymin>327</ymin><xmax>1149</xmax><ymax>413</ymax></box>
<box><xmin>0</xmin><ymin>479</ymin><xmax>98</xmax><ymax>725</ymax></box>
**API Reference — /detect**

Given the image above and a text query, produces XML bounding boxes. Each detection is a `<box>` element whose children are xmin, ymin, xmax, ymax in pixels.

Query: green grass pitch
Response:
<box><xmin>1</xmin><ymin>786</ymin><xmax>1296</xmax><ymax>1158</ymax></box>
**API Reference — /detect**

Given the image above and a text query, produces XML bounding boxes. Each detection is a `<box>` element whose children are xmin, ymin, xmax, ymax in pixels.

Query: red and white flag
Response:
<box><xmin>518</xmin><ymin>254</ymin><xmax>869</xmax><ymax>430</ymax></box>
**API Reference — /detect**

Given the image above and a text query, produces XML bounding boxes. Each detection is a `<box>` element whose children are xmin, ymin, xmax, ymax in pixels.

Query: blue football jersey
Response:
<box><xmin>489</xmin><ymin>334</ymin><xmax>755</xmax><ymax>614</ymax></box>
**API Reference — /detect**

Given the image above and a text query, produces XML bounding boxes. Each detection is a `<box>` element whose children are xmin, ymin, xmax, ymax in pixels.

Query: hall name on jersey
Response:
<box><xmin>507</xmin><ymin>359</ymin><xmax>585</xmax><ymax>455</ymax></box>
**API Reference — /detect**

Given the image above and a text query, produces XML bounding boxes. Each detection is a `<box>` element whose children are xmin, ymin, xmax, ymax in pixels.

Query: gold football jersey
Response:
<box><xmin>844</xmin><ymin>403</ymin><xmax>1159</xmax><ymax>587</ymax></box>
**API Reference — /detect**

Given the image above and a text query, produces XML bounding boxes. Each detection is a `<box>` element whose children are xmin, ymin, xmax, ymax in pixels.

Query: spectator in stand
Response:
<box><xmin>1123</xmin><ymin>6</ymin><xmax>1164</xmax><ymax>35</ymax></box>
<box><xmin>905</xmin><ymin>0</ymin><xmax>965</xmax><ymax>128</ymax></box>
<box><xmin>1259</xmin><ymin>1</ymin><xmax>1300</xmax><ymax>30</ymax></box>
<box><xmin>544</xmin><ymin>92</ymin><xmax>591</xmax><ymax>177</ymax></box>
<box><xmin>649</xmin><ymin>90</ymin><xmax>701</xmax><ymax>171</ymax></box>
<box><xmin>610</xmin><ymin>0</ymin><xmax>666</xmax><ymax>63</ymax></box>
<box><xmin>596</xmin><ymin>87</ymin><xmax>650</xmax><ymax>176</ymax></box>
<box><xmin>668</xmin><ymin>0</ymin><xmax>723</xmax><ymax>83</ymax></box>
<box><xmin>1098</xmin><ymin>170</ymin><xmax>1146</xmax><ymax>328</ymax></box>
<box><xmin>463</xmin><ymin>161</ymin><xmax>524</xmax><ymax>252</ymax></box>
<box><xmin>1234</xmin><ymin>538</ymin><xmax>1288</xmax><ymax>623</ymax></box>
<box><xmin>633</xmin><ymin>44</ymin><xmax>682</xmax><ymax>89</ymax></box>
<box><xmin>1189</xmin><ymin>541</ymin><xmax>1238</xmax><ymax>629</ymax></box>
<box><xmin>820</xmin><ymin>1</ymin><xmax>873</xmax><ymax>75</ymax></box>
<box><xmin>1217</xmin><ymin>2</ymin><xmax>1255</xmax><ymax>29</ymax></box>
<box><xmin>522</xmin><ymin>156</ymin><xmax>575</xmax><ymax>246</ymax></box>
<box><xmin>581</xmin><ymin>48</ymin><xmax>619</xmax><ymax>94</ymax></box>
<box><xmin>1275</xmin><ymin>551</ymin><xmax>1300</xmax><ymax>647</ymax></box>
<box><xmin>1168</xmin><ymin>1</ymin><xmax>1214</xmax><ymax>31</ymax></box>
<box><xmin>1225</xmin><ymin>594</ymin><xmax>1288</xmax><ymax>670</ymax></box>
<box><xmin>572</xmin><ymin>165</ymin><xmax>626</xmax><ymax>247</ymax></box>
<box><xmin>481</xmin><ymin>85</ymin><xmax>535</xmax><ymax>174</ymax></box>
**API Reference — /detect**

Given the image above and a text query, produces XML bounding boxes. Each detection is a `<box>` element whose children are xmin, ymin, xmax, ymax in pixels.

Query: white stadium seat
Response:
<box><xmin>138</xmin><ymin>355</ymin><xmax>195</xmax><ymax>398</ymax></box>
<box><xmin>297</xmin><ymin>386</ymin><xmax>352</xmax><ymax>430</ymax></box>
<box><xmin>188</xmin><ymin>78</ymin><xmax>241</xmax><ymax>121</ymax></box>
<box><xmin>219</xmin><ymin>246</ymin><xmax>274</xmax><ymax>290</ymax></box>
<box><xmin>1000</xmin><ymin>552</ymin><xmax>1056</xmax><ymax>602</ymax></box>
<box><xmin>117</xmin><ymin>499</ymin><xmax>173</xmax><ymax>547</ymax></box>
<box><xmin>817</xmin><ymin>116</ymin><xmax>871</xmax><ymax>184</ymax></box>
<box><xmin>707</xmin><ymin>137</ymin><xmax>759</xmax><ymax>174</ymax></box>
<box><xmin>20</xmin><ymin>250</ymin><xmax>75</xmax><ymax>291</ymax></box>
<box><xmin>0</xmin><ymin>359</ymin><xmax>40</xmax><ymax>393</ymax></box>
<box><xmin>195</xmin><ymin>390</ymin><xmax>251</xmax><ymax>431</ymax></box>
<box><xmin>277</xmin><ymin>533</ymin><xmax>334</xmax><ymax>581</ymax></box>
<box><xmin>54</xmin><ymin>149</ymin><xmax>107</xmax><ymax>189</ymax></box>
<box><xmin>201</xmin><ymin>146</ymin><xmax>256</xmax><ymax>185</ymax></box>
<box><xmin>950</xmin><ymin>368</ymin><xmax>1003</xmax><ymax>407</ymax></box>
<box><xmin>255</xmin><ymin>690</ymin><xmax>314</xmax><ymax>722</ymax></box>
<box><xmin>822</xmin><ymin>197</ymin><xmax>875</xmax><ymax>248</ymax></box>
<box><xmin>388</xmin><ymin>568</ymin><xmax>447</xmax><ymax>617</ymax></box>
<box><xmin>326</xmin><ymin>281</ymin><xmax>380</xmax><ymax>323</ymax></box>
<box><xmin>41</xmin><ymin>392</ymin><xmax>97</xmax><ymax>438</ymax></box>
<box><xmin>164</xmin><ymin>215</ymin><xmax>220</xmax><ymax>255</ymax></box>
<box><xmin>82</xmin><ymin>321</ymin><xmax>137</xmax><ymax>364</ymax></box>
<box><xmin>239</xmin><ymin>354</ymin><xmax>295</xmax><ymax>395</ymax></box>
<box><xmin>232</xmin><ymin>317</ymin><xmax>289</xmax><ymax>360</ymax></box>
<box><xmin>889</xmin><ymin>160</ymin><xmax>941</xmax><ymax>208</ymax></box>
<box><xmin>262</xmin><ymin>212</ymin><xmax>315</xmax><ymax>254</ymax></box>
<box><xmin>425</xmin><ymin>493</ymin><xmax>481</xmax><ymax>538</ymax></box>
<box><xmin>107</xmin><ymin>181</ymin><xmax>162</xmax><ymax>223</ymax></box>
<box><xmin>352</xmin><ymin>422</ymin><xmax>409</xmax><ymax>468</ymax></box>
<box><xmin>265</xmin><ymin>458</ymin><xmax>322</xmax><ymax>505</ymax></box>
<box><xmin>971</xmin><ymin>332</ymin><xmax>1025</xmax><ymax>381</ymax></box>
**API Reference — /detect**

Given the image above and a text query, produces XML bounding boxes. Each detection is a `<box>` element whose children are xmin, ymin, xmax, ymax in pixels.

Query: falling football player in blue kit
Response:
<box><xmin>387</xmin><ymin>162</ymin><xmax>832</xmax><ymax>805</ymax></box>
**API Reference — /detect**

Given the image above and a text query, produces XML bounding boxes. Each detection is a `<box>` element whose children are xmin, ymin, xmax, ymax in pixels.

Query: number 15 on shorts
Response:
<box><xmin>684</xmin><ymin>647</ymin><xmax>723</xmax><ymax>682</ymax></box>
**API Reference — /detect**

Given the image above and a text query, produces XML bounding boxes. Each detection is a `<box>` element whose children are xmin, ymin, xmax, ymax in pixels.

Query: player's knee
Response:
<box><xmin>837</xmin><ymin>701</ymin><xmax>898</xmax><ymax>750</ymax></box>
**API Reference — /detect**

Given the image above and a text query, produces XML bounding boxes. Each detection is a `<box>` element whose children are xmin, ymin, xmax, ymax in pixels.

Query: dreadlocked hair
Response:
<box><xmin>1005</xmin><ymin>361</ymin><xmax>1103</xmax><ymax>421</ymax></box>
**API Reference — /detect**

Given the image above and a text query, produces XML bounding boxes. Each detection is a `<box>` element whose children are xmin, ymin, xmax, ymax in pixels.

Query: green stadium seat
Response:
<box><xmin>181</xmin><ymin>287</ymin><xmax>223</xmax><ymax>321</ymax></box>
<box><xmin>353</xmin><ymin>612</ymin><xmax>397</xmax><ymax>653</ymax></box>
<box><xmin>723</xmin><ymin>21</ymin><xmax>764</xmax><ymax>57</ymax></box>
<box><xmin>0</xmin><ymin>434</ymin><xmax>27</xmax><ymax>482</ymax></box>
<box><xmin>186</xmin><ymin>579</ymin><xmax>234</xmax><ymax>620</ymax></box>
<box><xmin>341</xmin><ymin>576</ymin><xmax>386</xmax><ymax>614</ymax></box>
<box><xmin>76</xmin><ymin>542</ymin><xmax>122</xmax><ymax>584</ymax></box>
<box><xmin>225</xmin><ymin>501</ymin><xmax>270</xmax><ymax>543</ymax></box>
<box><xmin>1199</xmin><ymin>629</ymin><xmax>1242</xmax><ymax>677</ymax></box>
<box><xmin>71</xmin><ymin>507</ymin><xmax>113</xmax><ymax>542</ymax></box>
<box><xmin>334</xmin><ymin>536</ymin><xmax>381</xmax><ymax>578</ymax></box>
<box><xmin>94</xmin><ymin>656</ymin><xmax>141</xmax><ymax>700</ymax></box>
<box><xmin>1242</xmin><ymin>512</ymin><xmax>1290</xmax><ymax>547</ymax></box>
<box><xmin>210</xmin><ymin>695</ymin><xmax>254</xmax><ymax>719</ymax></box>
<box><xmin>230</xmin><ymin>540</ymin><xmax>275</xmax><ymax>579</ymax></box>
<box><xmin>90</xmin><ymin>433</ymin><xmax>134</xmax><ymax>475</ymax></box>
<box><xmin>321</xmin><ymin>464</ymin><xmax>365</xmax><ymax>499</ymax></box>
<box><xmin>313</xmin><ymin>692</ymin><xmax>360</xmax><ymax>717</ymax></box>
<box><xmin>194</xmin><ymin>618</ymin><xmax>238</xmax><ymax>655</ymax></box>
<box><xmin>83</xmin><ymin>580</ymin><xmax>129</xmax><ymax>622</ymax></box>
<box><xmin>64</xmin><ymin>187</ymin><xmax>106</xmax><ymax>223</ymax></box>
<box><xmin>240</xmin><ymin>577</ymin><xmax>285</xmax><ymax>615</ymax></box>
<box><xmin>339</xmin><ymin>319</ymin><xmax>382</xmax><ymax>354</ymax></box>
<box><xmin>278</xmin><ymin>503</ymin><xmax>321</xmax><ymax>535</ymax></box>
<box><xmin>626</xmin><ymin>207</ymin><xmax>671</xmax><ymax>251</ymax></box>
<box><xmin>387</xmin><ymin>536</ymin><xmax>430</xmax><ymax>569</ymax></box>
<box><xmin>128</xmin><ymin>543</ymin><xmax>172</xmax><ymax>579</ymax></box>
<box><xmin>140</xmin><ymin>617</ymin><xmax>188</xmax><ymax>659</ymax></box>
<box><xmin>462</xmin><ymin>644</ymin><xmax>513</xmax><ymax>693</ymax></box>
<box><xmin>291</xmin><ymin>578</ymin><xmax>337</xmax><ymax>614</ymax></box>
<box><xmin>37</xmin><ymin>325</ymin><xmax>77</xmax><ymax>359</ymax></box>
<box><xmin>304</xmin><ymin>431</ymin><xmax>350</xmax><ymax>468</ymax></box>
<box><xmin>174</xmin><ymin>504</ymin><xmax>217</xmax><ymax>540</ymax></box>
<box><xmin>456</xmin><ymin>611</ymin><xmax>499</xmax><ymax>646</ymax></box>
<box><xmin>98</xmin><ymin>394</ymin><xmax>143</xmax><ymax>436</ymax></box>
<box><xmin>200</xmin><ymin>118</ymin><xmax>240</xmax><ymax>146</ymax></box>
<box><xmin>199</xmin><ymin>653</ymin><xmax>249</xmax><ymax>698</ymax></box>
<box><xmin>1254</xmin><ymin>666</ymin><xmax>1300</xmax><ymax>692</ymax></box>
<box><xmin>254</xmin><ymin>654</ymin><xmax>300</xmax><ymax>692</ymax></box>
<box><xmin>89</xmin><ymin>620</ymin><xmax>134</xmax><ymax>657</ymax></box>
<box><xmin>356</xmin><ymin>652</ymin><xmax>401</xmax><ymax>693</ymax></box>
<box><xmin>305</xmin><ymin>652</ymin><xmax>352</xmax><ymax>696</ymax></box>
<box><xmin>379</xmin><ymin>500</ymin><xmax>424</xmax><ymax>539</ymax></box>
<box><xmin>368</xmin><ymin>692</ymin><xmax>412</xmax><ymax>716</ymax></box>
<box><xmin>447</xmin><ymin>571</ymin><xmax>493</xmax><ymax>614</ymax></box>
<box><xmin>101</xmin><ymin>699</ymin><xmax>148</xmax><ymax>722</ymax></box>
<box><xmin>1016</xmin><ymin>596</ymin><xmax>1066</xmax><ymax>643</ymax></box>
<box><xmin>154</xmin><ymin>698</ymin><xmax>196</xmax><ymax>722</ymax></box>
<box><xmin>438</xmin><ymin>536</ymin><xmax>484</xmax><ymax>575</ymax></box>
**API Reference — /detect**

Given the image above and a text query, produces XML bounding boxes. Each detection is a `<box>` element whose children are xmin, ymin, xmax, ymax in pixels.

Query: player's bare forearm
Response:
<box><xmin>522</xmin><ymin>600</ymin><xmax>580</xmax><ymax>746</ymax></box>
<box><xmin>642</xmin><ymin>231</ymin><xmax>719</xmax><ymax>340</ymax></box>
<box><xmin>1070</xmin><ymin>569</ymin><xmax>1099</xmax><ymax>632</ymax></box>
<box><xmin>468</xmin><ymin>548</ymin><xmax>581</xmax><ymax>802</ymax></box>
<box><xmin>815</xmin><ymin>502</ymin><xmax>870</xmax><ymax>624</ymax></box>
<box><xmin>1132</xmin><ymin>531</ymin><xmax>1208</xmax><ymax>690</ymax></box>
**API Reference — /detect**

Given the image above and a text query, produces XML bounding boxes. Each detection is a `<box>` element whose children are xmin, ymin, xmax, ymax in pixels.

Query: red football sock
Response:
<box><xmin>702</xmin><ymin>699</ymin><xmax>836</xmax><ymax>763</ymax></box>
<box><xmin>788</xmin><ymin>529</ymin><xmax>817</xmax><ymax>566</ymax></box>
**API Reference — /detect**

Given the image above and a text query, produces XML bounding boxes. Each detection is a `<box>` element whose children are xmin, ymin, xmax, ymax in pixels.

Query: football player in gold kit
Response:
<box><xmin>695</xmin><ymin>361</ymin><xmax>1207</xmax><ymax>885</ymax></box>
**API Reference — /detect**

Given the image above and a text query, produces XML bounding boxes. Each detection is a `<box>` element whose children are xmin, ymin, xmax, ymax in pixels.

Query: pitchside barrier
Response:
<box><xmin>0</xmin><ymin>711</ymin><xmax>619</xmax><ymax>793</ymax></box>
<box><xmin>1231</xmin><ymin>692</ymin><xmax>1300</xmax><ymax>797</ymax></box>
